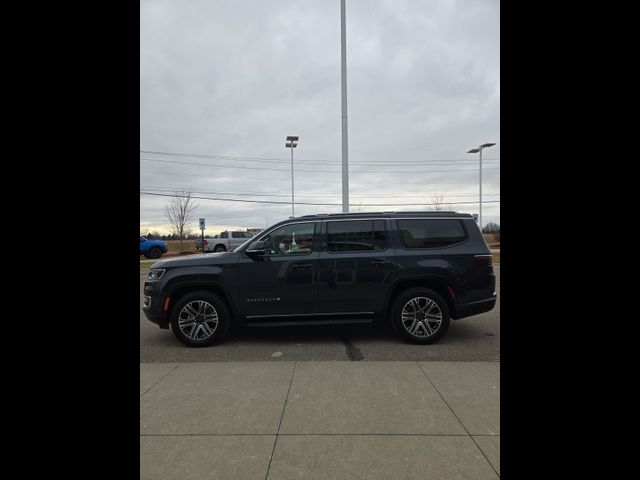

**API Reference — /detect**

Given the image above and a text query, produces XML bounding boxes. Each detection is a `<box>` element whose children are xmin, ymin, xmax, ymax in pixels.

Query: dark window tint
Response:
<box><xmin>232</xmin><ymin>232</ymin><xmax>244</xmax><ymax>238</ymax></box>
<box><xmin>220</xmin><ymin>232</ymin><xmax>228</xmax><ymax>239</ymax></box>
<box><xmin>327</xmin><ymin>220</ymin><xmax>386</xmax><ymax>252</ymax></box>
<box><xmin>397</xmin><ymin>219</ymin><xmax>466</xmax><ymax>248</ymax></box>
<box><xmin>261</xmin><ymin>223</ymin><xmax>315</xmax><ymax>256</ymax></box>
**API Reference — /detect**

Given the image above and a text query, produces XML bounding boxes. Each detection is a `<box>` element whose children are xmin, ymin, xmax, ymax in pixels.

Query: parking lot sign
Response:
<box><xmin>199</xmin><ymin>218</ymin><xmax>206</xmax><ymax>230</ymax></box>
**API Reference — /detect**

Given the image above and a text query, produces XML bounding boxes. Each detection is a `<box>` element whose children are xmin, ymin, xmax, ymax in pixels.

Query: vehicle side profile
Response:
<box><xmin>143</xmin><ymin>212</ymin><xmax>496</xmax><ymax>347</ymax></box>
<box><xmin>195</xmin><ymin>230</ymin><xmax>254</xmax><ymax>252</ymax></box>
<box><xmin>140</xmin><ymin>236</ymin><xmax>168</xmax><ymax>259</ymax></box>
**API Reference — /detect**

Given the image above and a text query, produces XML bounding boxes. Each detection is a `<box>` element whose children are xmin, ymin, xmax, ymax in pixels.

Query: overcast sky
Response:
<box><xmin>140</xmin><ymin>0</ymin><xmax>499</xmax><ymax>235</ymax></box>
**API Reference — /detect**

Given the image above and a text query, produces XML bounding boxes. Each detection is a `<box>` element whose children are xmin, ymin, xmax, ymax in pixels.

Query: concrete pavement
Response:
<box><xmin>140</xmin><ymin>361</ymin><xmax>500</xmax><ymax>479</ymax></box>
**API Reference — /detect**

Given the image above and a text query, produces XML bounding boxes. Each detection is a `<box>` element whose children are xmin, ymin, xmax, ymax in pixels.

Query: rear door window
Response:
<box><xmin>326</xmin><ymin>220</ymin><xmax>386</xmax><ymax>252</ymax></box>
<box><xmin>397</xmin><ymin>219</ymin><xmax>466</xmax><ymax>248</ymax></box>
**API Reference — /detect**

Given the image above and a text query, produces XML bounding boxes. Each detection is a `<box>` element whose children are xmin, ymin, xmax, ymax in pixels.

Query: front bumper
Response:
<box><xmin>142</xmin><ymin>302</ymin><xmax>170</xmax><ymax>329</ymax></box>
<box><xmin>142</xmin><ymin>281</ymin><xmax>170</xmax><ymax>329</ymax></box>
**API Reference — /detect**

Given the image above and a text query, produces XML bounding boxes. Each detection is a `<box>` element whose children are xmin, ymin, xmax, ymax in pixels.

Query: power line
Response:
<box><xmin>140</xmin><ymin>185</ymin><xmax>500</xmax><ymax>199</ymax></box>
<box><xmin>140</xmin><ymin>190</ymin><xmax>500</xmax><ymax>207</ymax></box>
<box><xmin>140</xmin><ymin>149</ymin><xmax>499</xmax><ymax>166</ymax></box>
<box><xmin>140</xmin><ymin>157</ymin><xmax>500</xmax><ymax>174</ymax></box>
<box><xmin>140</xmin><ymin>170</ymin><xmax>500</xmax><ymax>185</ymax></box>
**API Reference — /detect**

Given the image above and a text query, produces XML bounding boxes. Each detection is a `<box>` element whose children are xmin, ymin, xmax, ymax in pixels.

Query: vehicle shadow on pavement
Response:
<box><xmin>146</xmin><ymin>319</ymin><xmax>497</xmax><ymax>347</ymax></box>
<box><xmin>141</xmin><ymin>315</ymin><xmax>499</xmax><ymax>362</ymax></box>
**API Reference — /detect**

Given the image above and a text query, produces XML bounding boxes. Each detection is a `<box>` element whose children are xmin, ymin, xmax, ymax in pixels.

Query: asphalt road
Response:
<box><xmin>140</xmin><ymin>266</ymin><xmax>500</xmax><ymax>363</ymax></box>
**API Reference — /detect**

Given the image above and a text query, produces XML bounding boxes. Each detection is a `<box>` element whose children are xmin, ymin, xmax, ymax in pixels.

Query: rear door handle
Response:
<box><xmin>292</xmin><ymin>263</ymin><xmax>313</xmax><ymax>269</ymax></box>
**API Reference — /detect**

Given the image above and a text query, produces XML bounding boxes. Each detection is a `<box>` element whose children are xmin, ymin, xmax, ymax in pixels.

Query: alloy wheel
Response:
<box><xmin>401</xmin><ymin>297</ymin><xmax>443</xmax><ymax>337</ymax></box>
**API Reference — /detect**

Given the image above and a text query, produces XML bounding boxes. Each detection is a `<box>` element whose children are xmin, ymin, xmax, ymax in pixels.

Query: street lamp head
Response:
<box><xmin>479</xmin><ymin>143</ymin><xmax>495</xmax><ymax>148</ymax></box>
<box><xmin>467</xmin><ymin>148</ymin><xmax>481</xmax><ymax>153</ymax></box>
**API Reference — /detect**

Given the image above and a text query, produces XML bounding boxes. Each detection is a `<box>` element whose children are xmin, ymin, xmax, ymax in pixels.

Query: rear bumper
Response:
<box><xmin>452</xmin><ymin>293</ymin><xmax>497</xmax><ymax>320</ymax></box>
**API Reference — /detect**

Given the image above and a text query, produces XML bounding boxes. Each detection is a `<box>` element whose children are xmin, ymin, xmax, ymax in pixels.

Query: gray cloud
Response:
<box><xmin>140</xmin><ymin>0</ymin><xmax>499</xmax><ymax>233</ymax></box>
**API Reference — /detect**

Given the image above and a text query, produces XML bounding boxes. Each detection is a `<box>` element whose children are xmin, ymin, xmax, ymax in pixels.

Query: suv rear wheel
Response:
<box><xmin>213</xmin><ymin>245</ymin><xmax>226</xmax><ymax>252</ymax></box>
<box><xmin>391</xmin><ymin>288</ymin><xmax>450</xmax><ymax>344</ymax></box>
<box><xmin>170</xmin><ymin>291</ymin><xmax>230</xmax><ymax>347</ymax></box>
<box><xmin>147</xmin><ymin>247</ymin><xmax>162</xmax><ymax>259</ymax></box>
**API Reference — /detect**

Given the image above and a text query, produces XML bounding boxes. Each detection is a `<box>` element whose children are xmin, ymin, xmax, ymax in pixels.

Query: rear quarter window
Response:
<box><xmin>397</xmin><ymin>219</ymin><xmax>466</xmax><ymax>248</ymax></box>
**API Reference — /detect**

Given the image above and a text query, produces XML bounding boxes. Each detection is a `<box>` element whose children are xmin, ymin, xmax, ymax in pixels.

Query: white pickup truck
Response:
<box><xmin>195</xmin><ymin>230</ymin><xmax>255</xmax><ymax>252</ymax></box>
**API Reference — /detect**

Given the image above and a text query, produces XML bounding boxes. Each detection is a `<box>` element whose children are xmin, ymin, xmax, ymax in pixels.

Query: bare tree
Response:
<box><xmin>164</xmin><ymin>189</ymin><xmax>198</xmax><ymax>252</ymax></box>
<box><xmin>429</xmin><ymin>193</ymin><xmax>446</xmax><ymax>211</ymax></box>
<box><xmin>482</xmin><ymin>222</ymin><xmax>500</xmax><ymax>233</ymax></box>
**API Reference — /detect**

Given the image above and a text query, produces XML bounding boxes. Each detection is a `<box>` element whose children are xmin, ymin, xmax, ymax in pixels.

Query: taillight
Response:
<box><xmin>203</xmin><ymin>240</ymin><xmax>208</xmax><ymax>245</ymax></box>
<box><xmin>474</xmin><ymin>254</ymin><xmax>493</xmax><ymax>266</ymax></box>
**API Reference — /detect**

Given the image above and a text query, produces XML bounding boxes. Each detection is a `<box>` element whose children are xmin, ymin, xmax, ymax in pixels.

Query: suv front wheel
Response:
<box><xmin>170</xmin><ymin>291</ymin><xmax>230</xmax><ymax>347</ymax></box>
<box><xmin>391</xmin><ymin>288</ymin><xmax>450</xmax><ymax>344</ymax></box>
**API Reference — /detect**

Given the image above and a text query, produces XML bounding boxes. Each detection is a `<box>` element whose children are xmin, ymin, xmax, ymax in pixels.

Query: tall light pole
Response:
<box><xmin>286</xmin><ymin>136</ymin><xmax>299</xmax><ymax>218</ymax></box>
<box><xmin>340</xmin><ymin>0</ymin><xmax>349</xmax><ymax>212</ymax></box>
<box><xmin>467</xmin><ymin>142</ymin><xmax>496</xmax><ymax>231</ymax></box>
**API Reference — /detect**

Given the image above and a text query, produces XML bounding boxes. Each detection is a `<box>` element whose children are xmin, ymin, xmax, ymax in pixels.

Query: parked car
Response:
<box><xmin>195</xmin><ymin>230</ymin><xmax>254</xmax><ymax>252</ymax></box>
<box><xmin>140</xmin><ymin>236</ymin><xmax>168</xmax><ymax>259</ymax></box>
<box><xmin>143</xmin><ymin>212</ymin><xmax>496</xmax><ymax>347</ymax></box>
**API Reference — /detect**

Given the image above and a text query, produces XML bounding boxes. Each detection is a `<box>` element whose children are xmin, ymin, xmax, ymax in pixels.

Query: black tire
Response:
<box><xmin>213</xmin><ymin>245</ymin><xmax>226</xmax><ymax>252</ymax></box>
<box><xmin>170</xmin><ymin>291</ymin><xmax>230</xmax><ymax>347</ymax></box>
<box><xmin>390</xmin><ymin>287</ymin><xmax>450</xmax><ymax>344</ymax></box>
<box><xmin>148</xmin><ymin>247</ymin><xmax>162</xmax><ymax>259</ymax></box>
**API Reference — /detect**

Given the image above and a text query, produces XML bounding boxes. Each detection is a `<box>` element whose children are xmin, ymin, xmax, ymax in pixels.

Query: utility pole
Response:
<box><xmin>340</xmin><ymin>0</ymin><xmax>349</xmax><ymax>212</ymax></box>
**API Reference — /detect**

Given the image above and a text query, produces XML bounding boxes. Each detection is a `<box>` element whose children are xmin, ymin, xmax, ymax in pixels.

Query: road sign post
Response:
<box><xmin>199</xmin><ymin>218</ymin><xmax>206</xmax><ymax>253</ymax></box>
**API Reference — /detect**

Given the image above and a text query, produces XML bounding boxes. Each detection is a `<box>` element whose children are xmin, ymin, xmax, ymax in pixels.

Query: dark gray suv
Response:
<box><xmin>143</xmin><ymin>212</ymin><xmax>496</xmax><ymax>347</ymax></box>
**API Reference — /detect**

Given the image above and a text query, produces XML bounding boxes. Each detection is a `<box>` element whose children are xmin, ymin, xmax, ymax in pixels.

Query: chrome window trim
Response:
<box><xmin>242</xmin><ymin>217</ymin><xmax>471</xmax><ymax>252</ymax></box>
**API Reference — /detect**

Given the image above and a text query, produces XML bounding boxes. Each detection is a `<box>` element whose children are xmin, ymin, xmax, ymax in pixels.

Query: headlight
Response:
<box><xmin>148</xmin><ymin>269</ymin><xmax>166</xmax><ymax>280</ymax></box>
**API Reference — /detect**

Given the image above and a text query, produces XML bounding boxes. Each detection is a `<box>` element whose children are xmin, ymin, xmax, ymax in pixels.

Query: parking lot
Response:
<box><xmin>140</xmin><ymin>266</ymin><xmax>499</xmax><ymax>363</ymax></box>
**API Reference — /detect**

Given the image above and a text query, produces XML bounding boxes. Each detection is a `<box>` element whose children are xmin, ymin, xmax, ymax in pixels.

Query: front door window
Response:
<box><xmin>261</xmin><ymin>223</ymin><xmax>315</xmax><ymax>256</ymax></box>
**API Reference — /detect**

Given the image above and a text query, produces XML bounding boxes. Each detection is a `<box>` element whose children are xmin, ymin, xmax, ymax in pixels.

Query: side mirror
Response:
<box><xmin>246</xmin><ymin>240</ymin><xmax>265</xmax><ymax>255</ymax></box>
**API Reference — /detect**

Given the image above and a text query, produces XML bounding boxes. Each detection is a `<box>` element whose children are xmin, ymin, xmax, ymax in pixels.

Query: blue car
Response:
<box><xmin>140</xmin><ymin>236</ymin><xmax>168</xmax><ymax>259</ymax></box>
